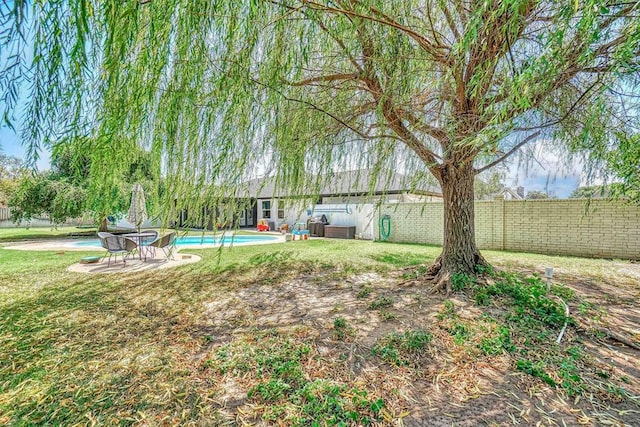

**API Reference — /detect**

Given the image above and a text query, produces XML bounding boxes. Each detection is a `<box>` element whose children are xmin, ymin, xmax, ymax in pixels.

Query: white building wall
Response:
<box><xmin>254</xmin><ymin>200</ymin><xmax>375</xmax><ymax>239</ymax></box>
<box><xmin>256</xmin><ymin>198</ymin><xmax>310</xmax><ymax>229</ymax></box>
<box><xmin>311</xmin><ymin>203</ymin><xmax>375</xmax><ymax>240</ymax></box>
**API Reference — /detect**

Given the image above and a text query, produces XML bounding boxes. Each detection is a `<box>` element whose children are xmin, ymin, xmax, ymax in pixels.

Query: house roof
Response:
<box><xmin>239</xmin><ymin>169</ymin><xmax>441</xmax><ymax>199</ymax></box>
<box><xmin>497</xmin><ymin>188</ymin><xmax>524</xmax><ymax>200</ymax></box>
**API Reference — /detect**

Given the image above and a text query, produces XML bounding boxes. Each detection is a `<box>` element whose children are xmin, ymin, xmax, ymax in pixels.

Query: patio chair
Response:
<box><xmin>139</xmin><ymin>230</ymin><xmax>159</xmax><ymax>257</ymax></box>
<box><xmin>97</xmin><ymin>232</ymin><xmax>138</xmax><ymax>266</ymax></box>
<box><xmin>143</xmin><ymin>230</ymin><xmax>159</xmax><ymax>243</ymax></box>
<box><xmin>147</xmin><ymin>232</ymin><xmax>177</xmax><ymax>260</ymax></box>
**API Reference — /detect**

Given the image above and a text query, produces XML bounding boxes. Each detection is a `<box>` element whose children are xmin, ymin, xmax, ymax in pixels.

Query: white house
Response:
<box><xmin>244</xmin><ymin>169</ymin><xmax>441</xmax><ymax>230</ymax></box>
<box><xmin>173</xmin><ymin>169</ymin><xmax>441</xmax><ymax>231</ymax></box>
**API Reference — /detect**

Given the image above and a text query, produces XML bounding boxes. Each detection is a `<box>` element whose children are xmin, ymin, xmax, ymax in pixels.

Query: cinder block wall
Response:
<box><xmin>502</xmin><ymin>199</ymin><xmax>640</xmax><ymax>258</ymax></box>
<box><xmin>376</xmin><ymin>203</ymin><xmax>443</xmax><ymax>244</ymax></box>
<box><xmin>375</xmin><ymin>198</ymin><xmax>640</xmax><ymax>260</ymax></box>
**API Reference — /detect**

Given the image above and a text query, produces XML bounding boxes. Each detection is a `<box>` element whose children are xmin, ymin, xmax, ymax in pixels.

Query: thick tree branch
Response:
<box><xmin>463</xmin><ymin>1</ymin><xmax>536</xmax><ymax>110</ymax></box>
<box><xmin>355</xmin><ymin>27</ymin><xmax>442</xmax><ymax>170</ymax></box>
<box><xmin>313</xmin><ymin>17</ymin><xmax>363</xmax><ymax>73</ymax></box>
<box><xmin>452</xmin><ymin>0</ymin><xmax>469</xmax><ymax>27</ymax></box>
<box><xmin>302</xmin><ymin>0</ymin><xmax>452</xmax><ymax>65</ymax></box>
<box><xmin>289</xmin><ymin>73</ymin><xmax>358</xmax><ymax>86</ymax></box>
<box><xmin>438</xmin><ymin>1</ymin><xmax>462</xmax><ymax>42</ymax></box>
<box><xmin>399</xmin><ymin>108</ymin><xmax>449</xmax><ymax>146</ymax></box>
<box><xmin>475</xmin><ymin>131</ymin><xmax>541</xmax><ymax>174</ymax></box>
<box><xmin>422</xmin><ymin>1</ymin><xmax>446</xmax><ymax>47</ymax></box>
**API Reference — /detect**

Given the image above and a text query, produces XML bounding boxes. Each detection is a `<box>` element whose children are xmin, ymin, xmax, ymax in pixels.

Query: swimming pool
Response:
<box><xmin>69</xmin><ymin>234</ymin><xmax>281</xmax><ymax>248</ymax></box>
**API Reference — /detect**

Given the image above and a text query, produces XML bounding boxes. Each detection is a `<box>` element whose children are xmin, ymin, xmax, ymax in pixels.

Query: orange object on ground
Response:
<box><xmin>257</xmin><ymin>219</ymin><xmax>270</xmax><ymax>232</ymax></box>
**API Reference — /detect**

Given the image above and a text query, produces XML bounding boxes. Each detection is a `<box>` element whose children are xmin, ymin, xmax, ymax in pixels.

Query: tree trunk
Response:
<box><xmin>427</xmin><ymin>162</ymin><xmax>488</xmax><ymax>293</ymax></box>
<box><xmin>98</xmin><ymin>216</ymin><xmax>108</xmax><ymax>232</ymax></box>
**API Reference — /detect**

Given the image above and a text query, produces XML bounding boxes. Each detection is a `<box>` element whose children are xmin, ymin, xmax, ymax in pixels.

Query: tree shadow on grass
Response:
<box><xmin>370</xmin><ymin>251</ymin><xmax>433</xmax><ymax>268</ymax></box>
<box><xmin>3</xmin><ymin>257</ymin><xmax>639</xmax><ymax>426</ymax></box>
<box><xmin>0</xmin><ymin>270</ymin><xmax>236</xmax><ymax>425</ymax></box>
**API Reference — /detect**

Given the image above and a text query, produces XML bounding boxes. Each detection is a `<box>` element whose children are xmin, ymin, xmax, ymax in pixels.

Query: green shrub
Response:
<box><xmin>478</xmin><ymin>327</ymin><xmax>515</xmax><ymax>355</ymax></box>
<box><xmin>451</xmin><ymin>273</ymin><xmax>476</xmax><ymax>291</ymax></box>
<box><xmin>357</xmin><ymin>286</ymin><xmax>372</xmax><ymax>298</ymax></box>
<box><xmin>332</xmin><ymin>317</ymin><xmax>352</xmax><ymax>340</ymax></box>
<box><xmin>437</xmin><ymin>300</ymin><xmax>457</xmax><ymax>320</ymax></box>
<box><xmin>516</xmin><ymin>359</ymin><xmax>556</xmax><ymax>387</ymax></box>
<box><xmin>368</xmin><ymin>296</ymin><xmax>394</xmax><ymax>310</ymax></box>
<box><xmin>248</xmin><ymin>379</ymin><xmax>292</xmax><ymax>402</ymax></box>
<box><xmin>206</xmin><ymin>332</ymin><xmax>384</xmax><ymax>424</ymax></box>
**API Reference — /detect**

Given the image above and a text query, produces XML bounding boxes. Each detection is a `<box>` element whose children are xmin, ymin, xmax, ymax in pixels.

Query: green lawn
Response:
<box><xmin>0</xmin><ymin>226</ymin><xmax>98</xmax><ymax>243</ymax></box>
<box><xmin>1</xmin><ymin>236</ymin><xmax>638</xmax><ymax>425</ymax></box>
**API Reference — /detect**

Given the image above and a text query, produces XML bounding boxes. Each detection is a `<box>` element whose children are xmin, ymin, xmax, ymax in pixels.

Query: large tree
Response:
<box><xmin>8</xmin><ymin>137</ymin><xmax>161</xmax><ymax>229</ymax></box>
<box><xmin>8</xmin><ymin>171</ymin><xmax>87</xmax><ymax>225</ymax></box>
<box><xmin>474</xmin><ymin>171</ymin><xmax>506</xmax><ymax>200</ymax></box>
<box><xmin>1</xmin><ymin>1</ymin><xmax>639</xmax><ymax>289</ymax></box>
<box><xmin>526</xmin><ymin>190</ymin><xmax>552</xmax><ymax>199</ymax></box>
<box><xmin>49</xmin><ymin>137</ymin><xmax>162</xmax><ymax>230</ymax></box>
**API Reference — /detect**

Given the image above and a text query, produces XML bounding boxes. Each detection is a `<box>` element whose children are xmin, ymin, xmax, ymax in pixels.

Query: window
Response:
<box><xmin>261</xmin><ymin>200</ymin><xmax>271</xmax><ymax>218</ymax></box>
<box><xmin>275</xmin><ymin>199</ymin><xmax>285</xmax><ymax>219</ymax></box>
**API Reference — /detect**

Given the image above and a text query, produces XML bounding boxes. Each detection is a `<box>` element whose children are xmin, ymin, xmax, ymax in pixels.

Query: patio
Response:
<box><xmin>67</xmin><ymin>252</ymin><xmax>200</xmax><ymax>274</ymax></box>
<box><xmin>4</xmin><ymin>238</ymin><xmax>201</xmax><ymax>273</ymax></box>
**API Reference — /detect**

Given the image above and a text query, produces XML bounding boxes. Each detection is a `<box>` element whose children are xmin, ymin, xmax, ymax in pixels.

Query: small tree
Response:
<box><xmin>0</xmin><ymin>154</ymin><xmax>26</xmax><ymax>205</ymax></box>
<box><xmin>570</xmin><ymin>133</ymin><xmax>639</xmax><ymax>203</ymax></box>
<box><xmin>8</xmin><ymin>138</ymin><xmax>161</xmax><ymax>229</ymax></box>
<box><xmin>569</xmin><ymin>185</ymin><xmax>616</xmax><ymax>199</ymax></box>
<box><xmin>475</xmin><ymin>172</ymin><xmax>505</xmax><ymax>200</ymax></box>
<box><xmin>2</xmin><ymin>1</ymin><xmax>639</xmax><ymax>289</ymax></box>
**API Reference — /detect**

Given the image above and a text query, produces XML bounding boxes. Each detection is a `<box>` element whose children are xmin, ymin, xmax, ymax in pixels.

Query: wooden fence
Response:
<box><xmin>0</xmin><ymin>207</ymin><xmax>88</xmax><ymax>228</ymax></box>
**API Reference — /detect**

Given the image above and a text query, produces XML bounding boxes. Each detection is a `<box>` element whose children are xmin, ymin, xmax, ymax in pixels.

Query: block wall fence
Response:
<box><xmin>374</xmin><ymin>198</ymin><xmax>640</xmax><ymax>260</ymax></box>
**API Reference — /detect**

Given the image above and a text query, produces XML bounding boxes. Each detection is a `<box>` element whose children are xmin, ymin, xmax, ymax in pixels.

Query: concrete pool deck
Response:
<box><xmin>3</xmin><ymin>238</ymin><xmax>107</xmax><ymax>251</ymax></box>
<box><xmin>66</xmin><ymin>252</ymin><xmax>201</xmax><ymax>274</ymax></box>
<box><xmin>2</xmin><ymin>239</ymin><xmax>201</xmax><ymax>273</ymax></box>
<box><xmin>3</xmin><ymin>233</ymin><xmax>286</xmax><ymax>274</ymax></box>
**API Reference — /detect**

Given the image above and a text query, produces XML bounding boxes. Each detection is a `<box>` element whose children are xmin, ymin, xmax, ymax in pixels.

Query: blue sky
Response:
<box><xmin>0</xmin><ymin>125</ymin><xmax>51</xmax><ymax>170</ymax></box>
<box><xmin>509</xmin><ymin>167</ymin><xmax>580</xmax><ymax>199</ymax></box>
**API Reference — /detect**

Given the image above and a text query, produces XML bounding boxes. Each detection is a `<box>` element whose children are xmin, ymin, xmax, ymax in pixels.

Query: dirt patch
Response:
<box><xmin>188</xmin><ymin>265</ymin><xmax>640</xmax><ymax>426</ymax></box>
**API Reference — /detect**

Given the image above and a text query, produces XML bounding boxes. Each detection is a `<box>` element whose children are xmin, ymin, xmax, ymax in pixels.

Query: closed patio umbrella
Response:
<box><xmin>127</xmin><ymin>183</ymin><xmax>147</xmax><ymax>233</ymax></box>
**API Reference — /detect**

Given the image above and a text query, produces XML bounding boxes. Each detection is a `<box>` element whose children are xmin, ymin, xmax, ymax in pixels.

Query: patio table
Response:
<box><xmin>123</xmin><ymin>232</ymin><xmax>157</xmax><ymax>261</ymax></box>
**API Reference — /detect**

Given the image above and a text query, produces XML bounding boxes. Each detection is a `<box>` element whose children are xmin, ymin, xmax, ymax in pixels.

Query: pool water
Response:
<box><xmin>175</xmin><ymin>235</ymin><xmax>279</xmax><ymax>245</ymax></box>
<box><xmin>71</xmin><ymin>234</ymin><xmax>279</xmax><ymax>248</ymax></box>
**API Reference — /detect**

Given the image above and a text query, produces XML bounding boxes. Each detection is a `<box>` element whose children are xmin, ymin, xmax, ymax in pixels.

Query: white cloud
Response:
<box><xmin>501</xmin><ymin>138</ymin><xmax>583</xmax><ymax>197</ymax></box>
